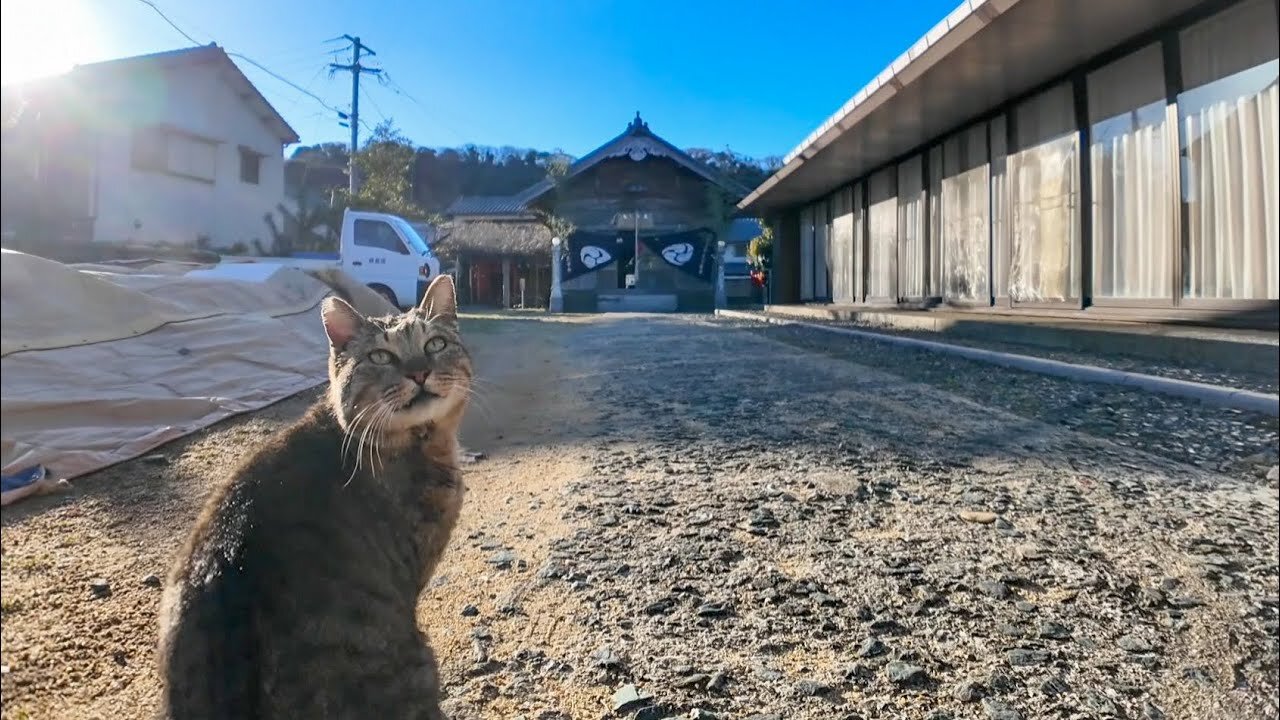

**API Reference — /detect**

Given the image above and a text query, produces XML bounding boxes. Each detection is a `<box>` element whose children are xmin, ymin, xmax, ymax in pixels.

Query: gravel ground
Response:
<box><xmin>3</xmin><ymin>313</ymin><xmax>1277</xmax><ymax>720</ymax></box>
<box><xmin>752</xmin><ymin>314</ymin><xmax>1280</xmax><ymax>396</ymax></box>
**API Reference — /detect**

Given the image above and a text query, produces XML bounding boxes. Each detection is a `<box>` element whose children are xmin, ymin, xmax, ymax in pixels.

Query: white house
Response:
<box><xmin>6</xmin><ymin>44</ymin><xmax>299</xmax><ymax>251</ymax></box>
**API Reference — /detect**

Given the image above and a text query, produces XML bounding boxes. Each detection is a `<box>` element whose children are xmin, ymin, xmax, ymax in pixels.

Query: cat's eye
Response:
<box><xmin>368</xmin><ymin>349</ymin><xmax>396</xmax><ymax>365</ymax></box>
<box><xmin>424</xmin><ymin>337</ymin><xmax>447</xmax><ymax>353</ymax></box>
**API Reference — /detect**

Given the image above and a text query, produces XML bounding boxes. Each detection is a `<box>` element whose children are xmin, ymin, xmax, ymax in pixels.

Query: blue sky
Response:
<box><xmin>3</xmin><ymin>0</ymin><xmax>959</xmax><ymax>158</ymax></box>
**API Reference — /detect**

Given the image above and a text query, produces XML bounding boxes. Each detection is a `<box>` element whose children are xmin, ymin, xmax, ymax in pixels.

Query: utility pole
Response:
<box><xmin>330</xmin><ymin>35</ymin><xmax>381</xmax><ymax>194</ymax></box>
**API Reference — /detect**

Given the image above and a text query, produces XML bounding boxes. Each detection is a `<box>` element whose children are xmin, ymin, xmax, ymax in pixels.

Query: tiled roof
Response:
<box><xmin>445</xmin><ymin>195</ymin><xmax>530</xmax><ymax>217</ymax></box>
<box><xmin>514</xmin><ymin>113</ymin><xmax>751</xmax><ymax>207</ymax></box>
<box><xmin>69</xmin><ymin>44</ymin><xmax>299</xmax><ymax>144</ymax></box>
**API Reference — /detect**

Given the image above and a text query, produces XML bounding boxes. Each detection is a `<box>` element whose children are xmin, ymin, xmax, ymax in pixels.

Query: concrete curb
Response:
<box><xmin>716</xmin><ymin>309</ymin><xmax>1280</xmax><ymax>418</ymax></box>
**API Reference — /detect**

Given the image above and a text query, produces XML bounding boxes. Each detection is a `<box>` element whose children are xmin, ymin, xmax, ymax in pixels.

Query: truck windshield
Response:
<box><xmin>393</xmin><ymin>217</ymin><xmax>434</xmax><ymax>257</ymax></box>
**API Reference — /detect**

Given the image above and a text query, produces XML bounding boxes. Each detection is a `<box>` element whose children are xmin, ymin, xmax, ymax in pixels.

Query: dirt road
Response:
<box><xmin>2</xmin><ymin>313</ymin><xmax>1277</xmax><ymax>720</ymax></box>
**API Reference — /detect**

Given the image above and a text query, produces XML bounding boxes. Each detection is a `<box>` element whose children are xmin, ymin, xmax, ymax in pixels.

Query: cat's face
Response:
<box><xmin>322</xmin><ymin>276</ymin><xmax>471</xmax><ymax>435</ymax></box>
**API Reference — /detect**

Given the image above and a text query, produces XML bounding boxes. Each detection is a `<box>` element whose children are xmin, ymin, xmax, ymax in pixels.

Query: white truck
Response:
<box><xmin>221</xmin><ymin>209</ymin><xmax>442</xmax><ymax>309</ymax></box>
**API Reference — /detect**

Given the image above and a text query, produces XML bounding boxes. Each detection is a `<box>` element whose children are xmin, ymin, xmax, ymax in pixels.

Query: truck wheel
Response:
<box><xmin>369</xmin><ymin>284</ymin><xmax>399</xmax><ymax>309</ymax></box>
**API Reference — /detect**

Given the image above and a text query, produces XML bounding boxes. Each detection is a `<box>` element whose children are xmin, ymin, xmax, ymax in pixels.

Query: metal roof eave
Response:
<box><xmin>738</xmin><ymin>0</ymin><xmax>1017</xmax><ymax>214</ymax></box>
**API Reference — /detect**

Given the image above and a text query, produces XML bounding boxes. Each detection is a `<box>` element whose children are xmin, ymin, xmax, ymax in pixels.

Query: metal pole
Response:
<box><xmin>348</xmin><ymin>38</ymin><xmax>360</xmax><ymax>194</ymax></box>
<box><xmin>331</xmin><ymin>36</ymin><xmax>379</xmax><ymax>195</ymax></box>
<box><xmin>633</xmin><ymin>212</ymin><xmax>640</xmax><ymax>287</ymax></box>
<box><xmin>550</xmin><ymin>238</ymin><xmax>564</xmax><ymax>312</ymax></box>
<box><xmin>715</xmin><ymin>239</ymin><xmax>727</xmax><ymax>310</ymax></box>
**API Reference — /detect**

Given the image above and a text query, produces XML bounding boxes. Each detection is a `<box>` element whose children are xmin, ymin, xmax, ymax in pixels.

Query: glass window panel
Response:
<box><xmin>990</xmin><ymin>114</ymin><xmax>1009</xmax><ymax>298</ymax></box>
<box><xmin>1178</xmin><ymin>0</ymin><xmax>1279</xmax><ymax>300</ymax></box>
<box><xmin>814</xmin><ymin>199</ymin><xmax>830</xmax><ymax>299</ymax></box>
<box><xmin>867</xmin><ymin>167</ymin><xmax>898</xmax><ymax>300</ymax></box>
<box><xmin>941</xmin><ymin>123</ymin><xmax>990</xmax><ymax>302</ymax></box>
<box><xmin>897</xmin><ymin>155</ymin><xmax>927</xmax><ymax>298</ymax></box>
<box><xmin>831</xmin><ymin>187</ymin><xmax>856</xmax><ymax>303</ymax></box>
<box><xmin>1088</xmin><ymin>43</ymin><xmax>1175</xmax><ymax>299</ymax></box>
<box><xmin>800</xmin><ymin>204</ymin><xmax>815</xmax><ymax>300</ymax></box>
<box><xmin>852</xmin><ymin>182</ymin><xmax>866</xmax><ymax>301</ymax></box>
<box><xmin>1009</xmin><ymin>83</ymin><xmax>1081</xmax><ymax>302</ymax></box>
<box><xmin>927</xmin><ymin>145</ymin><xmax>943</xmax><ymax>296</ymax></box>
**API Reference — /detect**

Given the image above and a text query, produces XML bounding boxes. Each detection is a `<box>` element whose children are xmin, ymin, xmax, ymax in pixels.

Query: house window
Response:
<box><xmin>131</xmin><ymin>128</ymin><xmax>167</xmax><ymax>172</ymax></box>
<box><xmin>130</xmin><ymin>126</ymin><xmax>216</xmax><ymax>183</ymax></box>
<box><xmin>353</xmin><ymin>219</ymin><xmax>409</xmax><ymax>254</ymax></box>
<box><xmin>239</xmin><ymin>148</ymin><xmax>261</xmax><ymax>185</ymax></box>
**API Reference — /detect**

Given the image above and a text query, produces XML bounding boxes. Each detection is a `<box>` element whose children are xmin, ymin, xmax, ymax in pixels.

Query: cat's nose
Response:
<box><xmin>406</xmin><ymin>370</ymin><xmax>430</xmax><ymax>385</ymax></box>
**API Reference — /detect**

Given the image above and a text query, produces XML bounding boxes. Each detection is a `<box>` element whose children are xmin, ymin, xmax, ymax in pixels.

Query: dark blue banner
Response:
<box><xmin>642</xmin><ymin>228</ymin><xmax>716</xmax><ymax>282</ymax></box>
<box><xmin>563</xmin><ymin>232</ymin><xmax>632</xmax><ymax>281</ymax></box>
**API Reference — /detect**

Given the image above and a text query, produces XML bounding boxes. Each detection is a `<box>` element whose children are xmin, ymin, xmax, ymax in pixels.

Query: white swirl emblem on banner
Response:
<box><xmin>580</xmin><ymin>245</ymin><xmax>612</xmax><ymax>269</ymax></box>
<box><xmin>661</xmin><ymin>242</ymin><xmax>695</xmax><ymax>266</ymax></box>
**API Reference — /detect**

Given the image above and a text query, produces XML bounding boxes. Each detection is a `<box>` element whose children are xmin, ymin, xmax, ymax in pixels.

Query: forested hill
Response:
<box><xmin>290</xmin><ymin>142</ymin><xmax>781</xmax><ymax>214</ymax></box>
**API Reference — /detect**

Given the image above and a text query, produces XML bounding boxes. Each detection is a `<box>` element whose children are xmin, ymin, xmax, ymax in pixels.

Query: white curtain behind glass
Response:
<box><xmin>990</xmin><ymin>115</ymin><xmax>1009</xmax><ymax>298</ymax></box>
<box><xmin>941</xmin><ymin>124</ymin><xmax>990</xmax><ymax>302</ymax></box>
<box><xmin>898</xmin><ymin>155</ymin><xmax>927</xmax><ymax>298</ymax></box>
<box><xmin>1009</xmin><ymin>83</ymin><xmax>1080</xmax><ymax>302</ymax></box>
<box><xmin>852</xmin><ymin>182</ymin><xmax>866</xmax><ymax>302</ymax></box>
<box><xmin>814</xmin><ymin>199</ymin><xmax>830</xmax><ymax>299</ymax></box>
<box><xmin>1089</xmin><ymin>43</ymin><xmax>1175</xmax><ymax>299</ymax></box>
<box><xmin>800</xmin><ymin>204</ymin><xmax>814</xmax><ymax>300</ymax></box>
<box><xmin>867</xmin><ymin>168</ymin><xmax>898</xmax><ymax>300</ymax></box>
<box><xmin>1179</xmin><ymin>0</ymin><xmax>1279</xmax><ymax>300</ymax></box>
<box><xmin>928</xmin><ymin>146</ymin><xmax>943</xmax><ymax>296</ymax></box>
<box><xmin>831</xmin><ymin>187</ymin><xmax>855</xmax><ymax>303</ymax></box>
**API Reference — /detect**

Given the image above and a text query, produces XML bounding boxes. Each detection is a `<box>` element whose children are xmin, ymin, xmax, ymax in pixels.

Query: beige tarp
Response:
<box><xmin>0</xmin><ymin>250</ymin><xmax>392</xmax><ymax>480</ymax></box>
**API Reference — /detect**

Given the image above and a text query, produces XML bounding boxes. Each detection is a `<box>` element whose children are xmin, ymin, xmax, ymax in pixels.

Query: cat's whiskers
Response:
<box><xmin>340</xmin><ymin>404</ymin><xmax>379</xmax><ymax>463</ymax></box>
<box><xmin>344</xmin><ymin>400</ymin><xmax>387</xmax><ymax>486</ymax></box>
<box><xmin>369</xmin><ymin>402</ymin><xmax>396</xmax><ymax>474</ymax></box>
<box><xmin>353</xmin><ymin>402</ymin><xmax>387</xmax><ymax>482</ymax></box>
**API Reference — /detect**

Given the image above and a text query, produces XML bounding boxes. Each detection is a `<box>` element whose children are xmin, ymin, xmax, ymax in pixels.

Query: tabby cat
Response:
<box><xmin>158</xmin><ymin>275</ymin><xmax>471</xmax><ymax>720</ymax></box>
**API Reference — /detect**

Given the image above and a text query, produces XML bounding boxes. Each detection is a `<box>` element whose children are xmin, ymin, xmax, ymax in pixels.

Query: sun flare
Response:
<box><xmin>1</xmin><ymin>0</ymin><xmax>104</xmax><ymax>85</ymax></box>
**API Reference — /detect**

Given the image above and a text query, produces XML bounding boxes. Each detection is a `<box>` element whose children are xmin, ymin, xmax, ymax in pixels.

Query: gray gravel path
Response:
<box><xmin>752</xmin><ymin>314</ymin><xmax>1280</xmax><ymax>396</ymax></box>
<box><xmin>443</xmin><ymin>314</ymin><xmax>1279</xmax><ymax>720</ymax></box>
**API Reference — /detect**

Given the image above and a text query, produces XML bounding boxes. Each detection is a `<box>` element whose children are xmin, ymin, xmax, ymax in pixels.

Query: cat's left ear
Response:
<box><xmin>417</xmin><ymin>274</ymin><xmax>458</xmax><ymax>325</ymax></box>
<box><xmin>321</xmin><ymin>296</ymin><xmax>367</xmax><ymax>350</ymax></box>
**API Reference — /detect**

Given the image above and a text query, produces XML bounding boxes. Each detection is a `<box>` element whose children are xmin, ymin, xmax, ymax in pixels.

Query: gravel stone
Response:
<box><xmin>88</xmin><ymin>578</ymin><xmax>111</xmax><ymax>599</ymax></box>
<box><xmin>1117</xmin><ymin>634</ymin><xmax>1154</xmax><ymax>653</ymax></box>
<box><xmin>885</xmin><ymin>661</ymin><xmax>928</xmax><ymax>685</ymax></box>
<box><xmin>960</xmin><ymin>510</ymin><xmax>999</xmax><ymax>524</ymax></box>
<box><xmin>1006</xmin><ymin>649</ymin><xmax>1049</xmax><ymax>667</ymax></box>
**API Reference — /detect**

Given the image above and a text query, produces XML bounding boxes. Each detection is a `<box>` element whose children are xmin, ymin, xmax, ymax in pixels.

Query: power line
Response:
<box><xmin>228</xmin><ymin>52</ymin><xmax>344</xmax><ymax>116</ymax></box>
<box><xmin>379</xmin><ymin>71</ymin><xmax>469</xmax><ymax>143</ymax></box>
<box><xmin>135</xmin><ymin>0</ymin><xmax>202</xmax><ymax>46</ymax></box>
<box><xmin>360</xmin><ymin>85</ymin><xmax>391</xmax><ymax>126</ymax></box>
<box><xmin>134</xmin><ymin>0</ymin><xmax>345</xmax><ymax>118</ymax></box>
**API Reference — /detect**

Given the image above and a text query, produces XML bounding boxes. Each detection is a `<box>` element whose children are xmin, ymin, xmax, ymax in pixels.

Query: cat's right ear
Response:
<box><xmin>321</xmin><ymin>296</ymin><xmax>365</xmax><ymax>351</ymax></box>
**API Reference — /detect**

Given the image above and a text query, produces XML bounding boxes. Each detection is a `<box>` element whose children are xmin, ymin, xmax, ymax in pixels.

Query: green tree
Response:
<box><xmin>746</xmin><ymin>225</ymin><xmax>774</xmax><ymax>271</ymax></box>
<box><xmin>337</xmin><ymin>120</ymin><xmax>438</xmax><ymax>223</ymax></box>
<box><xmin>704</xmin><ymin>185</ymin><xmax>737</xmax><ymax>248</ymax></box>
<box><xmin>532</xmin><ymin>154</ymin><xmax>576</xmax><ymax>241</ymax></box>
<box><xmin>259</xmin><ymin>200</ymin><xmax>340</xmax><ymax>256</ymax></box>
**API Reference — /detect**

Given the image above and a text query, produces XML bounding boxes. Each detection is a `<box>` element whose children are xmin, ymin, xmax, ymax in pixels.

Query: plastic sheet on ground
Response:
<box><xmin>0</xmin><ymin>250</ymin><xmax>386</xmax><ymax>480</ymax></box>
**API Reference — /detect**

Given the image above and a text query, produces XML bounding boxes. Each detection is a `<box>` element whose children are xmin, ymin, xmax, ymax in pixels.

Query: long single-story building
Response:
<box><xmin>741</xmin><ymin>0</ymin><xmax>1278</xmax><ymax>328</ymax></box>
